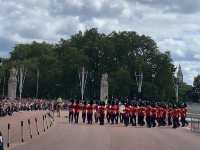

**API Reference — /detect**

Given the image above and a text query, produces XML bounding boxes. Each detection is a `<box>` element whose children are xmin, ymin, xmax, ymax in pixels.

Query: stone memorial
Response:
<box><xmin>100</xmin><ymin>73</ymin><xmax>108</xmax><ymax>103</ymax></box>
<box><xmin>8</xmin><ymin>68</ymin><xmax>17</xmax><ymax>99</ymax></box>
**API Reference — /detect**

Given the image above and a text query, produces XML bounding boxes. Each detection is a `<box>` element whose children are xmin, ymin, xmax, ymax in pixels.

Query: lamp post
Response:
<box><xmin>135</xmin><ymin>72</ymin><xmax>143</xmax><ymax>101</ymax></box>
<box><xmin>79</xmin><ymin>66</ymin><xmax>88</xmax><ymax>101</ymax></box>
<box><xmin>152</xmin><ymin>64</ymin><xmax>156</xmax><ymax>101</ymax></box>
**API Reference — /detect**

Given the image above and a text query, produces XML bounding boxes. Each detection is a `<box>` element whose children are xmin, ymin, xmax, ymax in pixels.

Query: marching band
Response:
<box><xmin>67</xmin><ymin>100</ymin><xmax>188</xmax><ymax>128</ymax></box>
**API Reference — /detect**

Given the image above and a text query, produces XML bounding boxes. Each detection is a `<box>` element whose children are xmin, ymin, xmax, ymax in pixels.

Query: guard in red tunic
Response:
<box><xmin>99</xmin><ymin>102</ymin><xmax>106</xmax><ymax>125</ymax></box>
<box><xmin>74</xmin><ymin>100</ymin><xmax>80</xmax><ymax>124</ymax></box>
<box><xmin>82</xmin><ymin>101</ymin><xmax>87</xmax><ymax>123</ymax></box>
<box><xmin>151</xmin><ymin>103</ymin><xmax>157</xmax><ymax>127</ymax></box>
<box><xmin>161</xmin><ymin>105</ymin><xmax>167</xmax><ymax>126</ymax></box>
<box><xmin>94</xmin><ymin>101</ymin><xmax>99</xmax><ymax>123</ymax></box>
<box><xmin>156</xmin><ymin>105</ymin><xmax>162</xmax><ymax>126</ymax></box>
<box><xmin>180</xmin><ymin>103</ymin><xmax>188</xmax><ymax>127</ymax></box>
<box><xmin>106</xmin><ymin>101</ymin><xmax>111</xmax><ymax>123</ymax></box>
<box><xmin>167</xmin><ymin>104</ymin><xmax>173</xmax><ymax>126</ymax></box>
<box><xmin>172</xmin><ymin>105</ymin><xmax>179</xmax><ymax>128</ymax></box>
<box><xmin>124</xmin><ymin>103</ymin><xmax>130</xmax><ymax>126</ymax></box>
<box><xmin>87</xmin><ymin>101</ymin><xmax>93</xmax><ymax>124</ymax></box>
<box><xmin>68</xmin><ymin>100</ymin><xmax>74</xmax><ymax>124</ymax></box>
<box><xmin>130</xmin><ymin>102</ymin><xmax>137</xmax><ymax>126</ymax></box>
<box><xmin>138</xmin><ymin>103</ymin><xmax>145</xmax><ymax>126</ymax></box>
<box><xmin>110</xmin><ymin>101</ymin><xmax>115</xmax><ymax>124</ymax></box>
<box><xmin>114</xmin><ymin>101</ymin><xmax>119</xmax><ymax>124</ymax></box>
<box><xmin>145</xmin><ymin>103</ymin><xmax>151</xmax><ymax>128</ymax></box>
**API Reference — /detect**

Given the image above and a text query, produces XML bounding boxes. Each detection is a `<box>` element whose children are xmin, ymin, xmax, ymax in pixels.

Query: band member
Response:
<box><xmin>99</xmin><ymin>102</ymin><xmax>106</xmax><ymax>125</ymax></box>
<box><xmin>161</xmin><ymin>105</ymin><xmax>167</xmax><ymax>126</ymax></box>
<box><xmin>110</xmin><ymin>101</ymin><xmax>115</xmax><ymax>124</ymax></box>
<box><xmin>87</xmin><ymin>101</ymin><xmax>93</xmax><ymax>124</ymax></box>
<box><xmin>151</xmin><ymin>103</ymin><xmax>157</xmax><ymax>127</ymax></box>
<box><xmin>0</xmin><ymin>131</ymin><xmax>4</xmax><ymax>150</ymax></box>
<box><xmin>172</xmin><ymin>105</ymin><xmax>179</xmax><ymax>128</ymax></box>
<box><xmin>106</xmin><ymin>101</ymin><xmax>111</xmax><ymax>123</ymax></box>
<box><xmin>82</xmin><ymin>101</ymin><xmax>87</xmax><ymax>123</ymax></box>
<box><xmin>119</xmin><ymin>102</ymin><xmax>125</xmax><ymax>123</ymax></box>
<box><xmin>68</xmin><ymin>100</ymin><xmax>74</xmax><ymax>123</ymax></box>
<box><xmin>130</xmin><ymin>102</ymin><xmax>137</xmax><ymax>126</ymax></box>
<box><xmin>74</xmin><ymin>100</ymin><xmax>80</xmax><ymax>124</ymax></box>
<box><xmin>94</xmin><ymin>101</ymin><xmax>99</xmax><ymax>123</ymax></box>
<box><xmin>114</xmin><ymin>101</ymin><xmax>119</xmax><ymax>124</ymax></box>
<box><xmin>124</xmin><ymin>103</ymin><xmax>130</xmax><ymax>127</ymax></box>
<box><xmin>138</xmin><ymin>103</ymin><xmax>145</xmax><ymax>126</ymax></box>
<box><xmin>156</xmin><ymin>104</ymin><xmax>162</xmax><ymax>126</ymax></box>
<box><xmin>180</xmin><ymin>103</ymin><xmax>188</xmax><ymax>127</ymax></box>
<box><xmin>145</xmin><ymin>103</ymin><xmax>151</xmax><ymax>128</ymax></box>
<box><xmin>167</xmin><ymin>104</ymin><xmax>173</xmax><ymax>126</ymax></box>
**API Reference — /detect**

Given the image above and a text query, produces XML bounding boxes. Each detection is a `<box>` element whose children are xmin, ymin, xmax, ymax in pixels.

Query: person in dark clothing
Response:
<box><xmin>74</xmin><ymin>100</ymin><xmax>80</xmax><ymax>124</ymax></box>
<box><xmin>68</xmin><ymin>100</ymin><xmax>74</xmax><ymax>123</ymax></box>
<box><xmin>0</xmin><ymin>131</ymin><xmax>4</xmax><ymax>150</ymax></box>
<box><xmin>82</xmin><ymin>101</ymin><xmax>87</xmax><ymax>123</ymax></box>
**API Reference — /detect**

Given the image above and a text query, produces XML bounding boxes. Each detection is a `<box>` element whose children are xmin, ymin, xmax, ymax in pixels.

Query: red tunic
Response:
<box><xmin>82</xmin><ymin>105</ymin><xmax>87</xmax><ymax>113</ymax></box>
<box><xmin>99</xmin><ymin>106</ymin><xmax>105</xmax><ymax>114</ymax></box>
<box><xmin>180</xmin><ymin>108</ymin><xmax>187</xmax><ymax>117</ymax></box>
<box><xmin>68</xmin><ymin>104</ymin><xmax>74</xmax><ymax>112</ymax></box>
<box><xmin>151</xmin><ymin>107</ymin><xmax>156</xmax><ymax>117</ymax></box>
<box><xmin>74</xmin><ymin>104</ymin><xmax>80</xmax><ymax>113</ymax></box>
<box><xmin>145</xmin><ymin>106</ymin><xmax>151</xmax><ymax>117</ymax></box>
<box><xmin>87</xmin><ymin>105</ymin><xmax>93</xmax><ymax>114</ymax></box>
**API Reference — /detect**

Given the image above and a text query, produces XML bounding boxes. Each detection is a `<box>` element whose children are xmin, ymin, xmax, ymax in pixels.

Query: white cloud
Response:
<box><xmin>0</xmin><ymin>0</ymin><xmax>200</xmax><ymax>85</ymax></box>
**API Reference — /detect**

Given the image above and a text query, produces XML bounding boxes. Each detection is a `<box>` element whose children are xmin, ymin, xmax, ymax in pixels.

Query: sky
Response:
<box><xmin>0</xmin><ymin>0</ymin><xmax>200</xmax><ymax>85</ymax></box>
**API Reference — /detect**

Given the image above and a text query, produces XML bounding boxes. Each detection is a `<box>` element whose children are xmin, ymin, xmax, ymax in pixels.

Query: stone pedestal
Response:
<box><xmin>8</xmin><ymin>68</ymin><xmax>17</xmax><ymax>99</ymax></box>
<box><xmin>100</xmin><ymin>73</ymin><xmax>108</xmax><ymax>102</ymax></box>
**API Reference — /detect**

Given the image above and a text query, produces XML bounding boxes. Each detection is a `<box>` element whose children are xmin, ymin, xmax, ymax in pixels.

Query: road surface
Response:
<box><xmin>10</xmin><ymin>111</ymin><xmax>200</xmax><ymax>150</ymax></box>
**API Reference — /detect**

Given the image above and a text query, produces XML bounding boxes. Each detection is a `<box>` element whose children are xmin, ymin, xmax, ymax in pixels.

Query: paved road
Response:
<box><xmin>11</xmin><ymin>112</ymin><xmax>200</xmax><ymax>150</ymax></box>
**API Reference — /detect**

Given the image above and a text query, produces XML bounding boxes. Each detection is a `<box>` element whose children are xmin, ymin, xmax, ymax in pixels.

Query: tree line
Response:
<box><xmin>0</xmin><ymin>28</ymin><xmax>197</xmax><ymax>102</ymax></box>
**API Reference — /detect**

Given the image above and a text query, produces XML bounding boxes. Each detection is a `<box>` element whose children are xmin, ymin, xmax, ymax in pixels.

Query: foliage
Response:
<box><xmin>1</xmin><ymin>28</ymin><xmax>181</xmax><ymax>100</ymax></box>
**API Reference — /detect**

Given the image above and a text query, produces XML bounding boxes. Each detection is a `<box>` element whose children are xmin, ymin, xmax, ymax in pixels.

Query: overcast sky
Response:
<box><xmin>0</xmin><ymin>0</ymin><xmax>200</xmax><ymax>85</ymax></box>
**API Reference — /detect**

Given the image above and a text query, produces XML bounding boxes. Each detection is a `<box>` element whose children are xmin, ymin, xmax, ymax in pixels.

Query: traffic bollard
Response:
<box><xmin>7</xmin><ymin>124</ymin><xmax>10</xmax><ymax>148</ymax></box>
<box><xmin>28</xmin><ymin>119</ymin><xmax>32</xmax><ymax>139</ymax></box>
<box><xmin>21</xmin><ymin>121</ymin><xmax>24</xmax><ymax>143</ymax></box>
<box><xmin>35</xmin><ymin>118</ymin><xmax>39</xmax><ymax>135</ymax></box>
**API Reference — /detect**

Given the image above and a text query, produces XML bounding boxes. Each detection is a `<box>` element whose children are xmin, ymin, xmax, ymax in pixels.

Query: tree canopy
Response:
<box><xmin>0</xmin><ymin>28</ymin><xmax>180</xmax><ymax>101</ymax></box>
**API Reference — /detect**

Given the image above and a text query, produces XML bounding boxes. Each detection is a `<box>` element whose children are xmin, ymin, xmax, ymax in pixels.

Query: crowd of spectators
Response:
<box><xmin>0</xmin><ymin>98</ymin><xmax>54</xmax><ymax>117</ymax></box>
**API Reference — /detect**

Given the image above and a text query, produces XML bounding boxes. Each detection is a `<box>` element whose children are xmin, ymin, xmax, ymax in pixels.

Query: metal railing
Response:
<box><xmin>187</xmin><ymin>113</ymin><xmax>200</xmax><ymax>133</ymax></box>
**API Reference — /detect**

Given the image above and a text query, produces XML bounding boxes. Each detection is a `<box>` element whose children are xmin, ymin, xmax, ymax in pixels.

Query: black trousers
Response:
<box><xmin>99</xmin><ymin>113</ymin><xmax>105</xmax><ymax>125</ymax></box>
<box><xmin>106</xmin><ymin>113</ymin><xmax>110</xmax><ymax>123</ymax></box>
<box><xmin>146</xmin><ymin>116</ymin><xmax>151</xmax><ymax>128</ymax></box>
<box><xmin>82</xmin><ymin>112</ymin><xmax>86</xmax><ymax>123</ymax></box>
<box><xmin>87</xmin><ymin>113</ymin><xmax>93</xmax><ymax>124</ymax></box>
<box><xmin>168</xmin><ymin>115</ymin><xmax>172</xmax><ymax>126</ymax></box>
<box><xmin>74</xmin><ymin>112</ymin><xmax>79</xmax><ymax>124</ymax></box>
<box><xmin>120</xmin><ymin>113</ymin><xmax>124</xmax><ymax>123</ymax></box>
<box><xmin>0</xmin><ymin>143</ymin><xmax>4</xmax><ymax>150</ymax></box>
<box><xmin>151</xmin><ymin>115</ymin><xmax>156</xmax><ymax>127</ymax></box>
<box><xmin>172</xmin><ymin>117</ymin><xmax>178</xmax><ymax>128</ymax></box>
<box><xmin>69</xmin><ymin>111</ymin><xmax>74</xmax><ymax>123</ymax></box>
<box><xmin>110</xmin><ymin>113</ymin><xmax>115</xmax><ymax>124</ymax></box>
<box><xmin>115</xmin><ymin>113</ymin><xmax>119</xmax><ymax>124</ymax></box>
<box><xmin>130</xmin><ymin>115</ymin><xmax>136</xmax><ymax>126</ymax></box>
<box><xmin>181</xmin><ymin>117</ymin><xmax>188</xmax><ymax>127</ymax></box>
<box><xmin>124</xmin><ymin>114</ymin><xmax>129</xmax><ymax>127</ymax></box>
<box><xmin>94</xmin><ymin>112</ymin><xmax>99</xmax><ymax>123</ymax></box>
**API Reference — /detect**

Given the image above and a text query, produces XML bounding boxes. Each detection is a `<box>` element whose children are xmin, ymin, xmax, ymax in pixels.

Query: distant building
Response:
<box><xmin>177</xmin><ymin>64</ymin><xmax>183</xmax><ymax>84</ymax></box>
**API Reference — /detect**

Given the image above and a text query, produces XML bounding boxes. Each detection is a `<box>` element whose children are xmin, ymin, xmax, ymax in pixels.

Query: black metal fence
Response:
<box><xmin>187</xmin><ymin>113</ymin><xmax>200</xmax><ymax>133</ymax></box>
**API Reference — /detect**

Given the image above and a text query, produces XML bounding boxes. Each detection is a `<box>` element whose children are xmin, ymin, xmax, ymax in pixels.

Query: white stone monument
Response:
<box><xmin>8</xmin><ymin>68</ymin><xmax>17</xmax><ymax>99</ymax></box>
<box><xmin>100</xmin><ymin>73</ymin><xmax>108</xmax><ymax>102</ymax></box>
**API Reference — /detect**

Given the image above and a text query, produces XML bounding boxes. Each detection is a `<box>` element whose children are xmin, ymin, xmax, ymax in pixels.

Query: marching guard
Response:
<box><xmin>68</xmin><ymin>100</ymin><xmax>74</xmax><ymax>123</ymax></box>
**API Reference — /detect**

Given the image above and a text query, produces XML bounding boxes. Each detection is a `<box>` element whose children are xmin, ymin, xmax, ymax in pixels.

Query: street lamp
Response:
<box><xmin>135</xmin><ymin>72</ymin><xmax>143</xmax><ymax>101</ymax></box>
